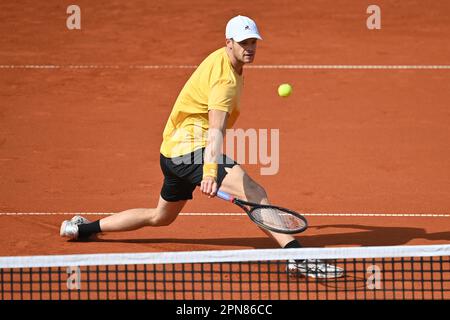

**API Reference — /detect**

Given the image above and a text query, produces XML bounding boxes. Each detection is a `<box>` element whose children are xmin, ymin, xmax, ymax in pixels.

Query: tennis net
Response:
<box><xmin>0</xmin><ymin>244</ymin><xmax>449</xmax><ymax>300</ymax></box>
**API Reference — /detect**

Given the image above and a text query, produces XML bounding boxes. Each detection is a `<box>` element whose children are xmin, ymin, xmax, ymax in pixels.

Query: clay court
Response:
<box><xmin>0</xmin><ymin>0</ymin><xmax>449</xmax><ymax>300</ymax></box>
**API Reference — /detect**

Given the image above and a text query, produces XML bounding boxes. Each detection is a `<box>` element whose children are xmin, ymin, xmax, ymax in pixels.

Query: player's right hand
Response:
<box><xmin>200</xmin><ymin>177</ymin><xmax>218</xmax><ymax>198</ymax></box>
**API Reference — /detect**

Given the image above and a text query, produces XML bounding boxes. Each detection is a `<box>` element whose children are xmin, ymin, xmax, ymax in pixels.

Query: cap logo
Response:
<box><xmin>245</xmin><ymin>25</ymin><xmax>250</xmax><ymax>30</ymax></box>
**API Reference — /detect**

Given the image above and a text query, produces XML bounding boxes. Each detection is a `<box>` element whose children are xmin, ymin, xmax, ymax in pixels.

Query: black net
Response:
<box><xmin>1</xmin><ymin>245</ymin><xmax>449</xmax><ymax>300</ymax></box>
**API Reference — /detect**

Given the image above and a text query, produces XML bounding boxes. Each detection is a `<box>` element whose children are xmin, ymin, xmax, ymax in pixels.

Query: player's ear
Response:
<box><xmin>226</xmin><ymin>39</ymin><xmax>233</xmax><ymax>50</ymax></box>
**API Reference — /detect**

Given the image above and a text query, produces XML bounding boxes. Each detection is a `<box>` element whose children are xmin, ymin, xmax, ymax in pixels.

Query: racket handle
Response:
<box><xmin>216</xmin><ymin>190</ymin><xmax>234</xmax><ymax>202</ymax></box>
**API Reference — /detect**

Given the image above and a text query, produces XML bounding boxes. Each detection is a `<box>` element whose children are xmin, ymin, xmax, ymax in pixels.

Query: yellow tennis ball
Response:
<box><xmin>278</xmin><ymin>83</ymin><xmax>292</xmax><ymax>97</ymax></box>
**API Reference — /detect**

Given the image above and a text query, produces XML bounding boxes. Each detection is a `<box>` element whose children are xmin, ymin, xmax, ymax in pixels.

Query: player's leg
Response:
<box><xmin>219</xmin><ymin>163</ymin><xmax>343</xmax><ymax>278</ymax></box>
<box><xmin>60</xmin><ymin>197</ymin><xmax>186</xmax><ymax>240</ymax></box>
<box><xmin>218</xmin><ymin>163</ymin><xmax>299</xmax><ymax>249</ymax></box>
<box><xmin>99</xmin><ymin>197</ymin><xmax>186</xmax><ymax>232</ymax></box>
<box><xmin>60</xmin><ymin>153</ymin><xmax>195</xmax><ymax>240</ymax></box>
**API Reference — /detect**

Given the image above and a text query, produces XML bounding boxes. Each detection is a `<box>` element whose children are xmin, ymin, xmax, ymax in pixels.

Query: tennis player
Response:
<box><xmin>60</xmin><ymin>15</ymin><xmax>343</xmax><ymax>278</ymax></box>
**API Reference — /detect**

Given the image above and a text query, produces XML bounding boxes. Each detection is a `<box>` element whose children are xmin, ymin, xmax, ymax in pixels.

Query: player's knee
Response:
<box><xmin>147</xmin><ymin>209</ymin><xmax>177</xmax><ymax>226</ymax></box>
<box><xmin>149</xmin><ymin>214</ymin><xmax>174</xmax><ymax>226</ymax></box>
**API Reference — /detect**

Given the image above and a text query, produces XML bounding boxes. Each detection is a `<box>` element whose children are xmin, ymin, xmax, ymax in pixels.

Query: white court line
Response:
<box><xmin>0</xmin><ymin>212</ymin><xmax>449</xmax><ymax>217</ymax></box>
<box><xmin>248</xmin><ymin>65</ymin><xmax>450</xmax><ymax>70</ymax></box>
<box><xmin>1</xmin><ymin>65</ymin><xmax>450</xmax><ymax>70</ymax></box>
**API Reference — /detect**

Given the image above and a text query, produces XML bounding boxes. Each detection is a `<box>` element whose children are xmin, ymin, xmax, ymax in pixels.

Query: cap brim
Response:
<box><xmin>233</xmin><ymin>33</ymin><xmax>262</xmax><ymax>42</ymax></box>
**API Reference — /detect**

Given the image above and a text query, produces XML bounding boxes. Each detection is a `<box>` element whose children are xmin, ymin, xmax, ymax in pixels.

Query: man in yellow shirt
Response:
<box><xmin>60</xmin><ymin>15</ymin><xmax>342</xmax><ymax>279</ymax></box>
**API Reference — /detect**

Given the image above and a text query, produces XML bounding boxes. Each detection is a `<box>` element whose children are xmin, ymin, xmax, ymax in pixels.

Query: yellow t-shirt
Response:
<box><xmin>160</xmin><ymin>47</ymin><xmax>243</xmax><ymax>158</ymax></box>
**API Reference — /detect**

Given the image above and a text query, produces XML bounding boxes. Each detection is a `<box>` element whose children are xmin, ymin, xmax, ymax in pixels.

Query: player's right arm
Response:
<box><xmin>200</xmin><ymin>109</ymin><xmax>228</xmax><ymax>197</ymax></box>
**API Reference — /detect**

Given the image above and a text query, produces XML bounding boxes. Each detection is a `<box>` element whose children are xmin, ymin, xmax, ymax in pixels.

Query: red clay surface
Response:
<box><xmin>1</xmin><ymin>0</ymin><xmax>450</xmax><ymax>258</ymax></box>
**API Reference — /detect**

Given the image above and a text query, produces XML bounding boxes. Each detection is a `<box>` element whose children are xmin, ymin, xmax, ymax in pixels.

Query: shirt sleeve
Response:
<box><xmin>208</xmin><ymin>80</ymin><xmax>237</xmax><ymax>114</ymax></box>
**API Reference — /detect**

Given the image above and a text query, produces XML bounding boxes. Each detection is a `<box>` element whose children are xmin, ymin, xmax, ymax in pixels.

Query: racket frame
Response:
<box><xmin>217</xmin><ymin>190</ymin><xmax>308</xmax><ymax>234</ymax></box>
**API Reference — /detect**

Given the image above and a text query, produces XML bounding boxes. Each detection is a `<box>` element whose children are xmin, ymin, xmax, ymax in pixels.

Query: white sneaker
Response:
<box><xmin>60</xmin><ymin>220</ymin><xmax>79</xmax><ymax>240</ymax></box>
<box><xmin>287</xmin><ymin>259</ymin><xmax>344</xmax><ymax>278</ymax></box>
<box><xmin>70</xmin><ymin>215</ymin><xmax>90</xmax><ymax>225</ymax></box>
<box><xmin>60</xmin><ymin>215</ymin><xmax>90</xmax><ymax>240</ymax></box>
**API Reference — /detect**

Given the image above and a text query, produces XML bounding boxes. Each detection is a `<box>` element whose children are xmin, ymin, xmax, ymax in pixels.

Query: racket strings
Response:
<box><xmin>250</xmin><ymin>207</ymin><xmax>305</xmax><ymax>231</ymax></box>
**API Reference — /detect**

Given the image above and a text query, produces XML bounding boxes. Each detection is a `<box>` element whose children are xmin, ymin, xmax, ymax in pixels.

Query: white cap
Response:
<box><xmin>225</xmin><ymin>15</ymin><xmax>262</xmax><ymax>42</ymax></box>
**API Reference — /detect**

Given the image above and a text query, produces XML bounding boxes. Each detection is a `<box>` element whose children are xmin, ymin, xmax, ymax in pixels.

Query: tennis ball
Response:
<box><xmin>278</xmin><ymin>83</ymin><xmax>292</xmax><ymax>97</ymax></box>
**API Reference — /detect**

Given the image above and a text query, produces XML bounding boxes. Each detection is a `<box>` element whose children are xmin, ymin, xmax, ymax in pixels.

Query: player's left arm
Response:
<box><xmin>200</xmin><ymin>109</ymin><xmax>228</xmax><ymax>197</ymax></box>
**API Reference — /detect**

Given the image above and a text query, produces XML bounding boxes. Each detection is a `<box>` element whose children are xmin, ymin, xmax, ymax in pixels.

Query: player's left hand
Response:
<box><xmin>200</xmin><ymin>177</ymin><xmax>218</xmax><ymax>198</ymax></box>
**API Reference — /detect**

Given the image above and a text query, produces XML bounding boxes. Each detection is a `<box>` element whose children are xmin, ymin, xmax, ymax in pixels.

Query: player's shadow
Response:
<box><xmin>299</xmin><ymin>224</ymin><xmax>450</xmax><ymax>247</ymax></box>
<box><xmin>94</xmin><ymin>224</ymin><xmax>450</xmax><ymax>248</ymax></box>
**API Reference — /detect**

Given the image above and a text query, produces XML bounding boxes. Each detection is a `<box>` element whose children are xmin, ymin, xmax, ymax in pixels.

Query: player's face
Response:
<box><xmin>232</xmin><ymin>38</ymin><xmax>258</xmax><ymax>64</ymax></box>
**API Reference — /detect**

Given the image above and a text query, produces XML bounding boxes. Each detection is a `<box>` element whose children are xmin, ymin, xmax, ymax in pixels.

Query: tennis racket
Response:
<box><xmin>216</xmin><ymin>190</ymin><xmax>308</xmax><ymax>234</ymax></box>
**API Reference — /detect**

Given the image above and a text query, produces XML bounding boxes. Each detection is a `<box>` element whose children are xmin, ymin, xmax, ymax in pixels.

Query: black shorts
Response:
<box><xmin>160</xmin><ymin>148</ymin><xmax>238</xmax><ymax>202</ymax></box>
